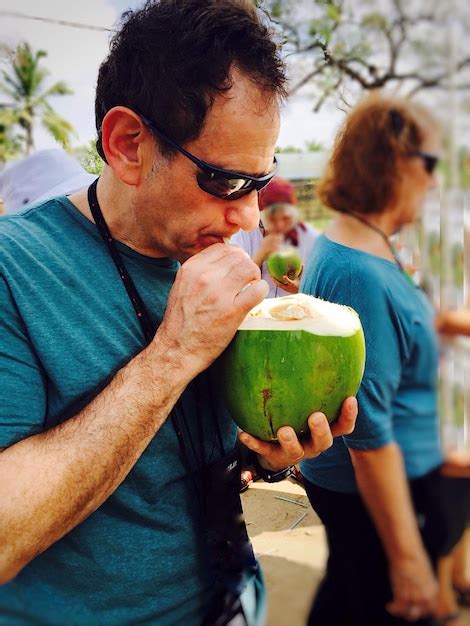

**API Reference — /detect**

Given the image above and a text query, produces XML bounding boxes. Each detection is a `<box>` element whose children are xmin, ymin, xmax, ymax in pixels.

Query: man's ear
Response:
<box><xmin>100</xmin><ymin>107</ymin><xmax>152</xmax><ymax>186</ymax></box>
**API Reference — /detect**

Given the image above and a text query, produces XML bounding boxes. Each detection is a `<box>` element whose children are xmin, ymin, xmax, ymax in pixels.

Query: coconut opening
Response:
<box><xmin>272</xmin><ymin>245</ymin><xmax>300</xmax><ymax>258</ymax></box>
<box><xmin>239</xmin><ymin>294</ymin><xmax>361</xmax><ymax>337</ymax></box>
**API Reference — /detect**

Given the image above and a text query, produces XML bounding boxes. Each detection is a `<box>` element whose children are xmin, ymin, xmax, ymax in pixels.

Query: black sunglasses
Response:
<box><xmin>139</xmin><ymin>113</ymin><xmax>277</xmax><ymax>201</ymax></box>
<box><xmin>409</xmin><ymin>151</ymin><xmax>440</xmax><ymax>175</ymax></box>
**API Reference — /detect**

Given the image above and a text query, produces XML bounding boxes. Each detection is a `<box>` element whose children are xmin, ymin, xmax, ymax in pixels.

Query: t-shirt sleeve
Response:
<box><xmin>0</xmin><ymin>274</ymin><xmax>47</xmax><ymax>447</ymax></box>
<box><xmin>301</xmin><ymin>256</ymin><xmax>405</xmax><ymax>450</ymax></box>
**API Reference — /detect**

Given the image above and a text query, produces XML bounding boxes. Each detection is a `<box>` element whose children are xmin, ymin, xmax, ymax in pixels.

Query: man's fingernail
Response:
<box><xmin>312</xmin><ymin>413</ymin><xmax>325</xmax><ymax>426</ymax></box>
<box><xmin>280</xmin><ymin>430</ymin><xmax>294</xmax><ymax>442</ymax></box>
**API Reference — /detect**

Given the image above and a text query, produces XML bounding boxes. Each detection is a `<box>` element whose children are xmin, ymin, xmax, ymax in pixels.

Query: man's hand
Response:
<box><xmin>239</xmin><ymin>397</ymin><xmax>357</xmax><ymax>471</ymax></box>
<box><xmin>386</xmin><ymin>555</ymin><xmax>437</xmax><ymax>622</ymax></box>
<box><xmin>156</xmin><ymin>243</ymin><xmax>268</xmax><ymax>379</ymax></box>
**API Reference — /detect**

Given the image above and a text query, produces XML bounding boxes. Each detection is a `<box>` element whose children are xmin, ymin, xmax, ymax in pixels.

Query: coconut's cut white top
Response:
<box><xmin>270</xmin><ymin>245</ymin><xmax>301</xmax><ymax>259</ymax></box>
<box><xmin>239</xmin><ymin>294</ymin><xmax>362</xmax><ymax>337</ymax></box>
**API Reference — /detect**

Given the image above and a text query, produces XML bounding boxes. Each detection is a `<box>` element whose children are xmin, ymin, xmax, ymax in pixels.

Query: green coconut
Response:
<box><xmin>221</xmin><ymin>294</ymin><xmax>365</xmax><ymax>441</ymax></box>
<box><xmin>266</xmin><ymin>246</ymin><xmax>303</xmax><ymax>282</ymax></box>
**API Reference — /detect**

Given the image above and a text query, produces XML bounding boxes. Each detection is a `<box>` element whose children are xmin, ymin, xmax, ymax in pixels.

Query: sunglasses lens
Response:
<box><xmin>424</xmin><ymin>156</ymin><xmax>438</xmax><ymax>174</ymax></box>
<box><xmin>197</xmin><ymin>172</ymin><xmax>261</xmax><ymax>200</ymax></box>
<box><xmin>197</xmin><ymin>172</ymin><xmax>254</xmax><ymax>199</ymax></box>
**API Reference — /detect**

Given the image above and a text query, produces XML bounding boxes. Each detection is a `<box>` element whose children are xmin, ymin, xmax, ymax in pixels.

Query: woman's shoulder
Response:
<box><xmin>303</xmin><ymin>235</ymin><xmax>406</xmax><ymax>309</ymax></box>
<box><xmin>309</xmin><ymin>235</ymin><xmax>396</xmax><ymax>277</ymax></box>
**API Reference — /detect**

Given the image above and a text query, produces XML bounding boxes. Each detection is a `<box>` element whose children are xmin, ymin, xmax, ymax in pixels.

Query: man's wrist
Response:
<box><xmin>247</xmin><ymin>450</ymin><xmax>295</xmax><ymax>483</ymax></box>
<box><xmin>145</xmin><ymin>330</ymin><xmax>200</xmax><ymax>385</ymax></box>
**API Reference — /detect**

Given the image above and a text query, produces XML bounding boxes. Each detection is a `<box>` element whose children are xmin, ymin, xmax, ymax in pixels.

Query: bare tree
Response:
<box><xmin>258</xmin><ymin>0</ymin><xmax>470</xmax><ymax>110</ymax></box>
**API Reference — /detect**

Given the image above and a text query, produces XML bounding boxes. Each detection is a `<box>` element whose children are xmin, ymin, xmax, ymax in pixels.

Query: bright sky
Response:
<box><xmin>0</xmin><ymin>0</ymin><xmax>344</xmax><ymax>152</ymax></box>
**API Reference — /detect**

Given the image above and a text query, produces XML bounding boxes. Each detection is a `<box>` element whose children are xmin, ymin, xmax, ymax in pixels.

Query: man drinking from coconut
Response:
<box><xmin>0</xmin><ymin>1</ymin><xmax>357</xmax><ymax>624</ymax></box>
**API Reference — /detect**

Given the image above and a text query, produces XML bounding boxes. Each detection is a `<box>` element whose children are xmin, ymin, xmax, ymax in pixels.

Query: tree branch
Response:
<box><xmin>288</xmin><ymin>65</ymin><xmax>327</xmax><ymax>96</ymax></box>
<box><xmin>313</xmin><ymin>76</ymin><xmax>343</xmax><ymax>112</ymax></box>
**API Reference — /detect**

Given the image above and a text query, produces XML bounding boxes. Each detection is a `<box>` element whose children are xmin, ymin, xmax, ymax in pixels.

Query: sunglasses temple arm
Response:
<box><xmin>140</xmin><ymin>115</ymin><xmax>209</xmax><ymax>171</ymax></box>
<box><xmin>141</xmin><ymin>113</ymin><xmax>277</xmax><ymax>182</ymax></box>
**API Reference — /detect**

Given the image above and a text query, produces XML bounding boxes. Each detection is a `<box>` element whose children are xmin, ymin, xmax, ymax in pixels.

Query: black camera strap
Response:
<box><xmin>86</xmin><ymin>179</ymin><xmax>220</xmax><ymax>500</ymax></box>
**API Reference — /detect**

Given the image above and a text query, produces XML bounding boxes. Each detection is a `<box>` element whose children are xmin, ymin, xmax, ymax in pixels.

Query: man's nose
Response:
<box><xmin>225</xmin><ymin>191</ymin><xmax>260</xmax><ymax>231</ymax></box>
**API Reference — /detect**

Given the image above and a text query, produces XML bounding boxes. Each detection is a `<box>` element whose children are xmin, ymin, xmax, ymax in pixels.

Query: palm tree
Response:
<box><xmin>0</xmin><ymin>43</ymin><xmax>75</xmax><ymax>155</ymax></box>
<box><xmin>0</xmin><ymin>107</ymin><xmax>24</xmax><ymax>161</ymax></box>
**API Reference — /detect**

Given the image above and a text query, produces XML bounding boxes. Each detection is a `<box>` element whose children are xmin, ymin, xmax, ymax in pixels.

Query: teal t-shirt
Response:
<box><xmin>300</xmin><ymin>235</ymin><xmax>443</xmax><ymax>494</ymax></box>
<box><xmin>0</xmin><ymin>198</ymin><xmax>251</xmax><ymax>625</ymax></box>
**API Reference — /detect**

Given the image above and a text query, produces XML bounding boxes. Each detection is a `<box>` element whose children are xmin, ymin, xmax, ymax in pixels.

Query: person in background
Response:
<box><xmin>231</xmin><ymin>176</ymin><xmax>319</xmax><ymax>296</ymax></box>
<box><xmin>0</xmin><ymin>149</ymin><xmax>96</xmax><ymax>214</ymax></box>
<box><xmin>435</xmin><ymin>308</ymin><xmax>470</xmax><ymax>625</ymax></box>
<box><xmin>0</xmin><ymin>2</ymin><xmax>358</xmax><ymax>625</ymax></box>
<box><xmin>300</xmin><ymin>92</ymin><xmax>446</xmax><ymax>626</ymax></box>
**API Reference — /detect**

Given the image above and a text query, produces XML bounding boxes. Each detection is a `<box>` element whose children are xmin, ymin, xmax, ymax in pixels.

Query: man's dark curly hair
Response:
<box><xmin>95</xmin><ymin>0</ymin><xmax>287</xmax><ymax>158</ymax></box>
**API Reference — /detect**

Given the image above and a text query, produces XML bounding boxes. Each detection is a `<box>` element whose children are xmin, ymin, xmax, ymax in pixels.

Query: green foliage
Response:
<box><xmin>276</xmin><ymin>140</ymin><xmax>325</xmax><ymax>153</ymax></box>
<box><xmin>451</xmin><ymin>243</ymin><xmax>464</xmax><ymax>287</ymax></box>
<box><xmin>309</xmin><ymin>18</ymin><xmax>333</xmax><ymax>44</ymax></box>
<box><xmin>275</xmin><ymin>145</ymin><xmax>302</xmax><ymax>153</ymax></box>
<box><xmin>42</xmin><ymin>108</ymin><xmax>75</xmax><ymax>150</ymax></box>
<box><xmin>304</xmin><ymin>140</ymin><xmax>325</xmax><ymax>152</ymax></box>
<box><xmin>71</xmin><ymin>141</ymin><xmax>104</xmax><ymax>176</ymax></box>
<box><xmin>452</xmin><ymin>383</ymin><xmax>465</xmax><ymax>427</ymax></box>
<box><xmin>271</xmin><ymin>0</ymin><xmax>283</xmax><ymax>18</ymax></box>
<box><xmin>426</xmin><ymin>232</ymin><xmax>441</xmax><ymax>276</ymax></box>
<box><xmin>459</xmin><ymin>150</ymin><xmax>470</xmax><ymax>190</ymax></box>
<box><xmin>360</xmin><ymin>12</ymin><xmax>388</xmax><ymax>31</ymax></box>
<box><xmin>0</xmin><ymin>108</ymin><xmax>24</xmax><ymax>161</ymax></box>
<box><xmin>438</xmin><ymin>149</ymin><xmax>470</xmax><ymax>191</ymax></box>
<box><xmin>0</xmin><ymin>42</ymin><xmax>75</xmax><ymax>158</ymax></box>
<box><xmin>326</xmin><ymin>3</ymin><xmax>342</xmax><ymax>23</ymax></box>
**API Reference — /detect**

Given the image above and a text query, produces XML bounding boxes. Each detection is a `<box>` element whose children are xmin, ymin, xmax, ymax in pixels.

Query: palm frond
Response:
<box><xmin>41</xmin><ymin>110</ymin><xmax>76</xmax><ymax>148</ymax></box>
<box><xmin>41</xmin><ymin>81</ymin><xmax>74</xmax><ymax>98</ymax></box>
<box><xmin>1</xmin><ymin>72</ymin><xmax>22</xmax><ymax>95</ymax></box>
<box><xmin>0</xmin><ymin>81</ymin><xmax>17</xmax><ymax>99</ymax></box>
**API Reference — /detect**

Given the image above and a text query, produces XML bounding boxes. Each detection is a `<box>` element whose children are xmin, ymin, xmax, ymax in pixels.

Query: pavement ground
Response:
<box><xmin>241</xmin><ymin>479</ymin><xmax>470</xmax><ymax>626</ymax></box>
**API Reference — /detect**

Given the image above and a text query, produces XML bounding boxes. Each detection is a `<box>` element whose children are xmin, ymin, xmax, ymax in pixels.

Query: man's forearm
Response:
<box><xmin>0</xmin><ymin>340</ymin><xmax>190</xmax><ymax>584</ymax></box>
<box><xmin>349</xmin><ymin>442</ymin><xmax>426</xmax><ymax>565</ymax></box>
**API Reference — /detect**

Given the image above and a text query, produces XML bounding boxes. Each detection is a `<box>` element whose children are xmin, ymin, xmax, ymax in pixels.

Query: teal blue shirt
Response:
<box><xmin>0</xmin><ymin>199</ymin><xmax>262</xmax><ymax>625</ymax></box>
<box><xmin>300</xmin><ymin>235</ymin><xmax>443</xmax><ymax>494</ymax></box>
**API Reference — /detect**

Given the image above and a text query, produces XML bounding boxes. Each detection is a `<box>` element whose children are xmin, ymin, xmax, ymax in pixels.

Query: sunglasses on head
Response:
<box><xmin>138</xmin><ymin>113</ymin><xmax>277</xmax><ymax>201</ymax></box>
<box><xmin>409</xmin><ymin>151</ymin><xmax>440</xmax><ymax>175</ymax></box>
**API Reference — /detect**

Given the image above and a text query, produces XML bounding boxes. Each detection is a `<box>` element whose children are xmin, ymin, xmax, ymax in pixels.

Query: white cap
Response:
<box><xmin>0</xmin><ymin>149</ymin><xmax>97</xmax><ymax>214</ymax></box>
